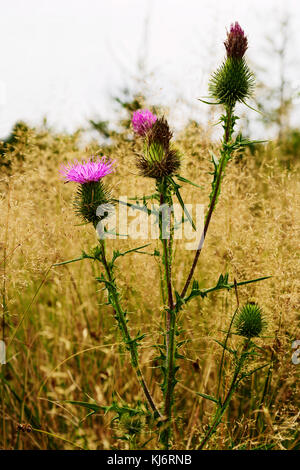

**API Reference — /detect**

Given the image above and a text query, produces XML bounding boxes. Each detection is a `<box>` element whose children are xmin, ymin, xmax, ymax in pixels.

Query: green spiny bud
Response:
<box><xmin>209</xmin><ymin>57</ymin><xmax>255</xmax><ymax>107</ymax></box>
<box><xmin>136</xmin><ymin>117</ymin><xmax>181</xmax><ymax>179</ymax></box>
<box><xmin>120</xmin><ymin>413</ymin><xmax>144</xmax><ymax>436</ymax></box>
<box><xmin>234</xmin><ymin>302</ymin><xmax>266</xmax><ymax>338</ymax></box>
<box><xmin>74</xmin><ymin>180</ymin><xmax>113</xmax><ymax>226</ymax></box>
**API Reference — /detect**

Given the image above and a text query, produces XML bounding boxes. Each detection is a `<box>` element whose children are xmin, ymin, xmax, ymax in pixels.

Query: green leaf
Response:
<box><xmin>65</xmin><ymin>400</ymin><xmax>102</xmax><ymax>413</ymax></box>
<box><xmin>111</xmin><ymin>244</ymin><xmax>152</xmax><ymax>263</ymax></box>
<box><xmin>209</xmin><ymin>150</ymin><xmax>219</xmax><ymax>168</ymax></box>
<box><xmin>53</xmin><ymin>252</ymin><xmax>92</xmax><ymax>267</ymax></box>
<box><xmin>167</xmin><ymin>176</ymin><xmax>196</xmax><ymax>231</ymax></box>
<box><xmin>175</xmin><ymin>174</ymin><xmax>202</xmax><ymax>188</ymax></box>
<box><xmin>241</xmin><ymin>99</ymin><xmax>266</xmax><ymax>116</ymax></box>
<box><xmin>174</xmin><ymin>291</ymin><xmax>185</xmax><ymax>311</ymax></box>
<box><xmin>214</xmin><ymin>340</ymin><xmax>236</xmax><ymax>355</ymax></box>
<box><xmin>198</xmin><ymin>98</ymin><xmax>221</xmax><ymax>106</ymax></box>
<box><xmin>113</xmin><ymin>198</ymin><xmax>155</xmax><ymax>217</ymax></box>
<box><xmin>184</xmin><ymin>274</ymin><xmax>272</xmax><ymax>304</ymax></box>
<box><xmin>215</xmin><ymin>272</ymin><xmax>229</xmax><ymax>289</ymax></box>
<box><xmin>128</xmin><ymin>193</ymin><xmax>158</xmax><ymax>201</ymax></box>
<box><xmin>196</xmin><ymin>392</ymin><xmax>219</xmax><ymax>404</ymax></box>
<box><xmin>238</xmin><ymin>363</ymin><xmax>269</xmax><ymax>381</ymax></box>
<box><xmin>125</xmin><ymin>333</ymin><xmax>146</xmax><ymax>346</ymax></box>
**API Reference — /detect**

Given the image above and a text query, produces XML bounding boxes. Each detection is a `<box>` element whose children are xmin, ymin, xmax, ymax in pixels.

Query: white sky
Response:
<box><xmin>0</xmin><ymin>0</ymin><xmax>299</xmax><ymax>138</ymax></box>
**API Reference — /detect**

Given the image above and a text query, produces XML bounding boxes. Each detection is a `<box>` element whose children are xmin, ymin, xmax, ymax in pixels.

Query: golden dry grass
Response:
<box><xmin>0</xmin><ymin>122</ymin><xmax>299</xmax><ymax>449</ymax></box>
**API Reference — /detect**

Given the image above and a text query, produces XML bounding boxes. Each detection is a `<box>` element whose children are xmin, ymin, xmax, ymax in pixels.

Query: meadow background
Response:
<box><xmin>0</xmin><ymin>0</ymin><xmax>299</xmax><ymax>450</ymax></box>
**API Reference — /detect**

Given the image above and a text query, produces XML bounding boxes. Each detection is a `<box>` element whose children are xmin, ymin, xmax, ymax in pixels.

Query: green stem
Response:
<box><xmin>180</xmin><ymin>106</ymin><xmax>233</xmax><ymax>299</ymax></box>
<box><xmin>217</xmin><ymin>281</ymin><xmax>239</xmax><ymax>400</ymax></box>
<box><xmin>163</xmin><ymin>309</ymin><xmax>176</xmax><ymax>448</ymax></box>
<box><xmin>254</xmin><ymin>348</ymin><xmax>275</xmax><ymax>435</ymax></box>
<box><xmin>199</xmin><ymin>338</ymin><xmax>250</xmax><ymax>450</ymax></box>
<box><xmin>159</xmin><ymin>181</ymin><xmax>176</xmax><ymax>449</ymax></box>
<box><xmin>99</xmin><ymin>240</ymin><xmax>161</xmax><ymax>418</ymax></box>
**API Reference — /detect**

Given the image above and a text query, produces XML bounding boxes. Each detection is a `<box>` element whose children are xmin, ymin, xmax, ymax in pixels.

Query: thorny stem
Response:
<box><xmin>160</xmin><ymin>191</ymin><xmax>174</xmax><ymax>339</ymax></box>
<box><xmin>162</xmin><ymin>309</ymin><xmax>176</xmax><ymax>449</ymax></box>
<box><xmin>1</xmin><ymin>183</ymin><xmax>10</xmax><ymax>449</ymax></box>
<box><xmin>159</xmin><ymin>182</ymin><xmax>176</xmax><ymax>449</ymax></box>
<box><xmin>99</xmin><ymin>239</ymin><xmax>162</xmax><ymax>418</ymax></box>
<box><xmin>199</xmin><ymin>338</ymin><xmax>250</xmax><ymax>450</ymax></box>
<box><xmin>180</xmin><ymin>106</ymin><xmax>233</xmax><ymax>299</ymax></box>
<box><xmin>254</xmin><ymin>325</ymin><xmax>280</xmax><ymax>435</ymax></box>
<box><xmin>216</xmin><ymin>279</ymin><xmax>239</xmax><ymax>400</ymax></box>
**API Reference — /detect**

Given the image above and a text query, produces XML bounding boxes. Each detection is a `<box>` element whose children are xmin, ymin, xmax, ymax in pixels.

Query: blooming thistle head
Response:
<box><xmin>224</xmin><ymin>22</ymin><xmax>248</xmax><ymax>59</ymax></box>
<box><xmin>60</xmin><ymin>156</ymin><xmax>115</xmax><ymax>226</ymax></box>
<box><xmin>234</xmin><ymin>303</ymin><xmax>266</xmax><ymax>339</ymax></box>
<box><xmin>132</xmin><ymin>109</ymin><xmax>157</xmax><ymax>136</ymax></box>
<box><xmin>136</xmin><ymin>117</ymin><xmax>181</xmax><ymax>179</ymax></box>
<box><xmin>60</xmin><ymin>156</ymin><xmax>115</xmax><ymax>184</ymax></box>
<box><xmin>208</xmin><ymin>22</ymin><xmax>254</xmax><ymax>107</ymax></box>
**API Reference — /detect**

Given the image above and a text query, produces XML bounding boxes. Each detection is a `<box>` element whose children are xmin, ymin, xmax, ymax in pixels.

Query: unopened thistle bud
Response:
<box><xmin>60</xmin><ymin>156</ymin><xmax>115</xmax><ymax>226</ymax></box>
<box><xmin>209</xmin><ymin>22</ymin><xmax>254</xmax><ymax>107</ymax></box>
<box><xmin>224</xmin><ymin>22</ymin><xmax>248</xmax><ymax>59</ymax></box>
<box><xmin>234</xmin><ymin>302</ymin><xmax>266</xmax><ymax>339</ymax></box>
<box><xmin>132</xmin><ymin>109</ymin><xmax>157</xmax><ymax>136</ymax></box>
<box><xmin>136</xmin><ymin>117</ymin><xmax>181</xmax><ymax>179</ymax></box>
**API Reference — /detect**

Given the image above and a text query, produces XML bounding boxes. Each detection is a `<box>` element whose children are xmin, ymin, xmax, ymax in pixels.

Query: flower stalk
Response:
<box><xmin>158</xmin><ymin>180</ymin><xmax>177</xmax><ymax>449</ymax></box>
<box><xmin>59</xmin><ymin>155</ymin><xmax>161</xmax><ymax>419</ymax></box>
<box><xmin>198</xmin><ymin>342</ymin><xmax>250</xmax><ymax>450</ymax></box>
<box><xmin>199</xmin><ymin>302</ymin><xmax>266</xmax><ymax>449</ymax></box>
<box><xmin>181</xmin><ymin>105</ymin><xmax>234</xmax><ymax>298</ymax></box>
<box><xmin>98</xmin><ymin>238</ymin><xmax>161</xmax><ymax>418</ymax></box>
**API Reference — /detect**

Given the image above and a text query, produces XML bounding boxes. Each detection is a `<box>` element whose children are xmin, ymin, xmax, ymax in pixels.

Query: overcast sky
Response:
<box><xmin>0</xmin><ymin>0</ymin><xmax>299</xmax><ymax>138</ymax></box>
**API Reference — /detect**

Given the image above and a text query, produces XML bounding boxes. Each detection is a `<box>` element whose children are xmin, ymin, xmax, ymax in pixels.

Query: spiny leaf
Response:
<box><xmin>114</xmin><ymin>198</ymin><xmax>155</xmax><ymax>217</ymax></box>
<box><xmin>65</xmin><ymin>400</ymin><xmax>102</xmax><ymax>413</ymax></box>
<box><xmin>197</xmin><ymin>98</ymin><xmax>221</xmax><ymax>105</ymax></box>
<box><xmin>175</xmin><ymin>174</ymin><xmax>202</xmax><ymax>188</ymax></box>
<box><xmin>196</xmin><ymin>392</ymin><xmax>220</xmax><ymax>404</ymax></box>
<box><xmin>183</xmin><ymin>274</ymin><xmax>272</xmax><ymax>304</ymax></box>
<box><xmin>209</xmin><ymin>150</ymin><xmax>219</xmax><ymax>168</ymax></box>
<box><xmin>111</xmin><ymin>244</ymin><xmax>152</xmax><ymax>263</ymax></box>
<box><xmin>214</xmin><ymin>339</ymin><xmax>236</xmax><ymax>355</ymax></box>
<box><xmin>238</xmin><ymin>364</ymin><xmax>269</xmax><ymax>382</ymax></box>
<box><xmin>53</xmin><ymin>252</ymin><xmax>92</xmax><ymax>267</ymax></box>
<box><xmin>167</xmin><ymin>176</ymin><xmax>196</xmax><ymax>231</ymax></box>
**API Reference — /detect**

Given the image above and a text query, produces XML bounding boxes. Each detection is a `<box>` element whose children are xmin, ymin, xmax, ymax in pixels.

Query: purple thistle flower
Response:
<box><xmin>132</xmin><ymin>109</ymin><xmax>157</xmax><ymax>136</ymax></box>
<box><xmin>60</xmin><ymin>156</ymin><xmax>115</xmax><ymax>184</ymax></box>
<box><xmin>224</xmin><ymin>22</ymin><xmax>248</xmax><ymax>59</ymax></box>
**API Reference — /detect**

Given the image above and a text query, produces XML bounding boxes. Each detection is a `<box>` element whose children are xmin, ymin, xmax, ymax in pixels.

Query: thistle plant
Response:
<box><xmin>199</xmin><ymin>301</ymin><xmax>267</xmax><ymax>450</ymax></box>
<box><xmin>58</xmin><ymin>23</ymin><xmax>271</xmax><ymax>450</ymax></box>
<box><xmin>58</xmin><ymin>155</ymin><xmax>161</xmax><ymax>419</ymax></box>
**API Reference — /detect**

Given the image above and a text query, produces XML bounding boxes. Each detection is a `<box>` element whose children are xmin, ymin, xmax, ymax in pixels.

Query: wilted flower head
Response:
<box><xmin>60</xmin><ymin>156</ymin><xmax>115</xmax><ymax>184</ymax></box>
<box><xmin>224</xmin><ymin>22</ymin><xmax>248</xmax><ymax>59</ymax></box>
<box><xmin>132</xmin><ymin>109</ymin><xmax>157</xmax><ymax>136</ymax></box>
<box><xmin>234</xmin><ymin>303</ymin><xmax>266</xmax><ymax>338</ymax></box>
